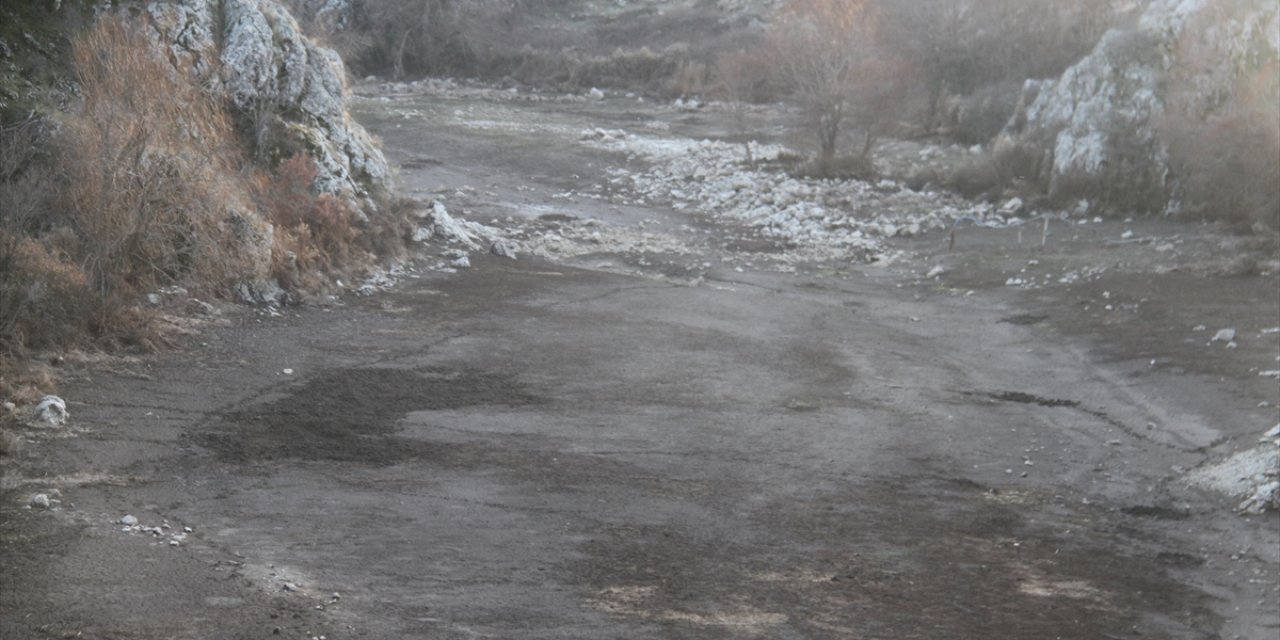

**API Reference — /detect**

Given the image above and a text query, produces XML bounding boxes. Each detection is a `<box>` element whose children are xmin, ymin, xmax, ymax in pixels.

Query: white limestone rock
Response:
<box><xmin>34</xmin><ymin>396</ymin><xmax>67</xmax><ymax>427</ymax></box>
<box><xmin>146</xmin><ymin>0</ymin><xmax>390</xmax><ymax>205</ymax></box>
<box><xmin>1005</xmin><ymin>0</ymin><xmax>1279</xmax><ymax>207</ymax></box>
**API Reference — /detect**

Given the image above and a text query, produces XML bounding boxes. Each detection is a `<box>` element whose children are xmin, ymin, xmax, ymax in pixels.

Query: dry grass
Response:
<box><xmin>257</xmin><ymin>154</ymin><xmax>365</xmax><ymax>292</ymax></box>
<box><xmin>0</xmin><ymin>358</ymin><xmax>57</xmax><ymax>405</ymax></box>
<box><xmin>1165</xmin><ymin>111</ymin><xmax>1280</xmax><ymax>231</ymax></box>
<box><xmin>60</xmin><ymin>19</ymin><xmax>254</xmax><ymax>305</ymax></box>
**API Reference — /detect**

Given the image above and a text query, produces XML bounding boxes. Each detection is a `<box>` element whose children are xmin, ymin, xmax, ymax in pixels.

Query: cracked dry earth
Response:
<box><xmin>3</xmin><ymin>87</ymin><xmax>1279</xmax><ymax>640</ymax></box>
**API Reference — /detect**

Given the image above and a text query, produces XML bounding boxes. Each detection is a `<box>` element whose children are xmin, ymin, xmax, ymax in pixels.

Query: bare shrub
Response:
<box><xmin>876</xmin><ymin>0</ymin><xmax>1128</xmax><ymax>134</ymax></box>
<box><xmin>714</xmin><ymin>49</ymin><xmax>768</xmax><ymax>164</ymax></box>
<box><xmin>356</xmin><ymin>0</ymin><xmax>515</xmax><ymax>79</ymax></box>
<box><xmin>0</xmin><ymin>118</ymin><xmax>57</xmax><ymax>350</ymax></box>
<box><xmin>945</xmin><ymin>155</ymin><xmax>1001</xmax><ymax>200</ymax></box>
<box><xmin>794</xmin><ymin>155</ymin><xmax>878</xmax><ymax>182</ymax></box>
<box><xmin>0</xmin><ymin>234</ymin><xmax>96</xmax><ymax>352</ymax></box>
<box><xmin>667</xmin><ymin>59</ymin><xmax>710</xmax><ymax>97</ymax></box>
<box><xmin>902</xmin><ymin>166</ymin><xmax>937</xmax><ymax>192</ymax></box>
<box><xmin>257</xmin><ymin>154</ymin><xmax>365</xmax><ymax>292</ymax></box>
<box><xmin>59</xmin><ymin>18</ymin><xmax>252</xmax><ymax>308</ymax></box>
<box><xmin>765</xmin><ymin>0</ymin><xmax>911</xmax><ymax>163</ymax></box>
<box><xmin>0</xmin><ymin>428</ymin><xmax>21</xmax><ymax>458</ymax></box>
<box><xmin>0</xmin><ymin>357</ymin><xmax>57</xmax><ymax>406</ymax></box>
<box><xmin>991</xmin><ymin>135</ymin><xmax>1049</xmax><ymax>189</ymax></box>
<box><xmin>1164</xmin><ymin>111</ymin><xmax>1280</xmax><ymax>230</ymax></box>
<box><xmin>1159</xmin><ymin>0</ymin><xmax>1280</xmax><ymax>230</ymax></box>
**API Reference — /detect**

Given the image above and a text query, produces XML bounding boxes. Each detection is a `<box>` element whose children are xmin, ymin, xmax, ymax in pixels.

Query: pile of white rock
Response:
<box><xmin>584</xmin><ymin>133</ymin><xmax>1011</xmax><ymax>263</ymax></box>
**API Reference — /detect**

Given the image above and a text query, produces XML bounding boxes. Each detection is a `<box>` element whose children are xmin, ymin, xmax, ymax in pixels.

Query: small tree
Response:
<box><xmin>714</xmin><ymin>49</ymin><xmax>765</xmax><ymax>166</ymax></box>
<box><xmin>765</xmin><ymin>0</ymin><xmax>900</xmax><ymax>164</ymax></box>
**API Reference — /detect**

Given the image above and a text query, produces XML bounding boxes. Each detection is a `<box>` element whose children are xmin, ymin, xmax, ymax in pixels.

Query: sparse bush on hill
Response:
<box><xmin>874</xmin><ymin>0</ymin><xmax>1127</xmax><ymax>136</ymax></box>
<box><xmin>1164</xmin><ymin>110</ymin><xmax>1280</xmax><ymax>231</ymax></box>
<box><xmin>1159</xmin><ymin>0</ymin><xmax>1280</xmax><ymax>230</ymax></box>
<box><xmin>0</xmin><ymin>12</ymin><xmax>403</xmax><ymax>358</ymax></box>
<box><xmin>258</xmin><ymin>154</ymin><xmax>365</xmax><ymax>292</ymax></box>
<box><xmin>760</xmin><ymin>0</ymin><xmax>913</xmax><ymax>172</ymax></box>
<box><xmin>60</xmin><ymin>19</ymin><xmax>255</xmax><ymax>308</ymax></box>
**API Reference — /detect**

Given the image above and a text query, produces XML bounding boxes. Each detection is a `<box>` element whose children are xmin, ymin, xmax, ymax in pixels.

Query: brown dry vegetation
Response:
<box><xmin>0</xmin><ymin>15</ymin><xmax>406</xmax><ymax>387</ymax></box>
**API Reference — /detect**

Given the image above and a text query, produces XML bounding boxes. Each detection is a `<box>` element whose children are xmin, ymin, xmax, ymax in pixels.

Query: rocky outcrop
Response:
<box><xmin>1004</xmin><ymin>0</ymin><xmax>1279</xmax><ymax>212</ymax></box>
<box><xmin>146</xmin><ymin>0</ymin><xmax>390</xmax><ymax>206</ymax></box>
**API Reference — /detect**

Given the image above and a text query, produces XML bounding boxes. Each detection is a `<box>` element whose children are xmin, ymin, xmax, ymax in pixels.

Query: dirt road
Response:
<box><xmin>2</xmin><ymin>84</ymin><xmax>1277</xmax><ymax>639</ymax></box>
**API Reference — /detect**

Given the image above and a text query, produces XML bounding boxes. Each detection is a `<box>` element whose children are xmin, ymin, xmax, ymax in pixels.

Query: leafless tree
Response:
<box><xmin>765</xmin><ymin>0</ymin><xmax>905</xmax><ymax>164</ymax></box>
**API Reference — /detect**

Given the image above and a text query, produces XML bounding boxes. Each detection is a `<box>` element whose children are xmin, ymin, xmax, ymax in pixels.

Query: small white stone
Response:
<box><xmin>282</xmin><ymin>368</ymin><xmax>294</xmax><ymax>375</ymax></box>
<box><xmin>1263</xmin><ymin>424</ymin><xmax>1280</xmax><ymax>440</ymax></box>
<box><xmin>30</xmin><ymin>494</ymin><xmax>50</xmax><ymax>509</ymax></box>
<box><xmin>120</xmin><ymin>515</ymin><xmax>139</xmax><ymax>526</ymax></box>
<box><xmin>1212</xmin><ymin>328</ymin><xmax>1236</xmax><ymax>343</ymax></box>
<box><xmin>283</xmin><ymin>582</ymin><xmax>299</xmax><ymax>592</ymax></box>
<box><xmin>489</xmin><ymin>240</ymin><xmax>517</xmax><ymax>260</ymax></box>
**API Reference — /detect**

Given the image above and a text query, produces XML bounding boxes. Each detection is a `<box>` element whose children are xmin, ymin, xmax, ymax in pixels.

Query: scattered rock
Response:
<box><xmin>283</xmin><ymin>582</ymin><xmax>300</xmax><ymax>592</ymax></box>
<box><xmin>490</xmin><ymin>240</ymin><xmax>518</xmax><ymax>259</ymax></box>
<box><xmin>424</xmin><ymin>201</ymin><xmax>501</xmax><ymax>251</ymax></box>
<box><xmin>189</xmin><ymin>299</ymin><xmax>218</xmax><ymax>315</ymax></box>
<box><xmin>1239</xmin><ymin>481</ymin><xmax>1280</xmax><ymax>515</ymax></box>
<box><xmin>1262</xmin><ymin>423</ymin><xmax>1280</xmax><ymax>443</ymax></box>
<box><xmin>1211</xmin><ymin>328</ymin><xmax>1236</xmax><ymax>343</ymax></box>
<box><xmin>282</xmin><ymin>368</ymin><xmax>295</xmax><ymax>375</ymax></box>
<box><xmin>588</xmin><ymin>87</ymin><xmax>605</xmax><ymax>100</ymax></box>
<box><xmin>1188</xmin><ymin>444</ymin><xmax>1280</xmax><ymax>515</ymax></box>
<box><xmin>451</xmin><ymin>255</ymin><xmax>472</xmax><ymax>269</ymax></box>
<box><xmin>235</xmin><ymin>279</ymin><xmax>289</xmax><ymax>306</ymax></box>
<box><xmin>29</xmin><ymin>494</ymin><xmax>50</xmax><ymax>509</ymax></box>
<box><xmin>120</xmin><ymin>515</ymin><xmax>139</xmax><ymax>526</ymax></box>
<box><xmin>999</xmin><ymin>197</ymin><xmax>1024</xmax><ymax>215</ymax></box>
<box><xmin>33</xmin><ymin>396</ymin><xmax>67</xmax><ymax>427</ymax></box>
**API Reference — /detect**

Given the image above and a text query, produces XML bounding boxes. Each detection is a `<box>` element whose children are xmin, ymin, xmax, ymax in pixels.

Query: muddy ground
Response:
<box><xmin>2</xmin><ymin>84</ymin><xmax>1278</xmax><ymax>639</ymax></box>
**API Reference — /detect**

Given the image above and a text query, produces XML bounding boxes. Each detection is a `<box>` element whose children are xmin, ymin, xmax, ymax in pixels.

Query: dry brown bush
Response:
<box><xmin>794</xmin><ymin>155</ymin><xmax>878</xmax><ymax>182</ymax></box>
<box><xmin>945</xmin><ymin>155</ymin><xmax>1001</xmax><ymax>200</ymax></box>
<box><xmin>0</xmin><ymin>357</ymin><xmax>57</xmax><ymax>406</ymax></box>
<box><xmin>1160</xmin><ymin>1</ymin><xmax>1280</xmax><ymax>230</ymax></box>
<box><xmin>875</xmin><ymin>0</ymin><xmax>1126</xmax><ymax>135</ymax></box>
<box><xmin>1164</xmin><ymin>109</ymin><xmax>1280</xmax><ymax>230</ymax></box>
<box><xmin>60</xmin><ymin>18</ymin><xmax>254</xmax><ymax>307</ymax></box>
<box><xmin>257</xmin><ymin>154</ymin><xmax>366</xmax><ymax>292</ymax></box>
<box><xmin>765</xmin><ymin>0</ymin><xmax>913</xmax><ymax>163</ymax></box>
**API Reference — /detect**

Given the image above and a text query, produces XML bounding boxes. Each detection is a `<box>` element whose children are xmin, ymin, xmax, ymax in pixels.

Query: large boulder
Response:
<box><xmin>1003</xmin><ymin>0</ymin><xmax>1279</xmax><ymax>213</ymax></box>
<box><xmin>146</xmin><ymin>0</ymin><xmax>390</xmax><ymax>206</ymax></box>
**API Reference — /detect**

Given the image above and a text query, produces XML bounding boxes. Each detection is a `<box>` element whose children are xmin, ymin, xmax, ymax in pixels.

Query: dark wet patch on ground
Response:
<box><xmin>195</xmin><ymin>367</ymin><xmax>543</xmax><ymax>464</ymax></box>
<box><xmin>1000</xmin><ymin>313</ymin><xmax>1050</xmax><ymax>325</ymax></box>
<box><xmin>1121</xmin><ymin>504</ymin><xmax>1192</xmax><ymax>520</ymax></box>
<box><xmin>962</xmin><ymin>389</ymin><xmax>1082</xmax><ymax>408</ymax></box>
<box><xmin>572</xmin><ymin>475</ymin><xmax>1219</xmax><ymax>639</ymax></box>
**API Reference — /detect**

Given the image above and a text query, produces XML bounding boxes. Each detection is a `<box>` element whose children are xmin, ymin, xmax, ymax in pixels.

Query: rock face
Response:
<box><xmin>1004</xmin><ymin>0</ymin><xmax>1279</xmax><ymax>211</ymax></box>
<box><xmin>146</xmin><ymin>0</ymin><xmax>390</xmax><ymax>205</ymax></box>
